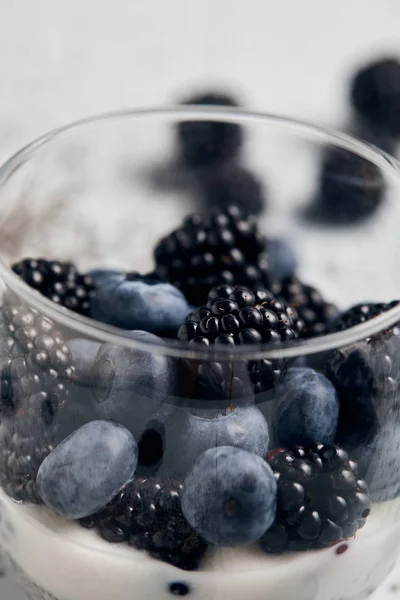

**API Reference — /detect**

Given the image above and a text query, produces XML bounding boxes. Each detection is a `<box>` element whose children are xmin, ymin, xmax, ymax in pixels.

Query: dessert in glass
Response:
<box><xmin>0</xmin><ymin>107</ymin><xmax>399</xmax><ymax>600</ymax></box>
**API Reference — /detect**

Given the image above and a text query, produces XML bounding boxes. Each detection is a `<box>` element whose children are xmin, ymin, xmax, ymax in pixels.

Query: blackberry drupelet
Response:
<box><xmin>80</xmin><ymin>477</ymin><xmax>208</xmax><ymax>571</ymax></box>
<box><xmin>202</xmin><ymin>166</ymin><xmax>265</xmax><ymax>215</ymax></box>
<box><xmin>0</xmin><ymin>300</ymin><xmax>75</xmax><ymax>503</ymax></box>
<box><xmin>261</xmin><ymin>444</ymin><xmax>371</xmax><ymax>553</ymax></box>
<box><xmin>312</xmin><ymin>149</ymin><xmax>385</xmax><ymax>224</ymax></box>
<box><xmin>12</xmin><ymin>258</ymin><xmax>94</xmax><ymax>317</ymax></box>
<box><xmin>154</xmin><ymin>206</ymin><xmax>272</xmax><ymax>305</ymax></box>
<box><xmin>273</xmin><ymin>275</ymin><xmax>337</xmax><ymax>339</ymax></box>
<box><xmin>351</xmin><ymin>58</ymin><xmax>400</xmax><ymax>136</ymax></box>
<box><xmin>178</xmin><ymin>284</ymin><xmax>302</xmax><ymax>397</ymax></box>
<box><xmin>177</xmin><ymin>92</ymin><xmax>243</xmax><ymax>168</ymax></box>
<box><xmin>331</xmin><ymin>301</ymin><xmax>400</xmax><ymax>332</ymax></box>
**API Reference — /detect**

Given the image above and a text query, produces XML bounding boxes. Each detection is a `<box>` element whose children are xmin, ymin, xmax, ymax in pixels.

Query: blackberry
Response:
<box><xmin>154</xmin><ymin>206</ymin><xmax>272</xmax><ymax>305</ymax></box>
<box><xmin>12</xmin><ymin>258</ymin><xmax>94</xmax><ymax>317</ymax></box>
<box><xmin>202</xmin><ymin>166</ymin><xmax>265</xmax><ymax>215</ymax></box>
<box><xmin>331</xmin><ymin>301</ymin><xmax>400</xmax><ymax>332</ymax></box>
<box><xmin>177</xmin><ymin>92</ymin><xmax>243</xmax><ymax>168</ymax></box>
<box><xmin>261</xmin><ymin>444</ymin><xmax>371</xmax><ymax>553</ymax></box>
<box><xmin>274</xmin><ymin>275</ymin><xmax>337</xmax><ymax>339</ymax></box>
<box><xmin>351</xmin><ymin>58</ymin><xmax>400</xmax><ymax>136</ymax></box>
<box><xmin>0</xmin><ymin>299</ymin><xmax>75</xmax><ymax>502</ymax></box>
<box><xmin>178</xmin><ymin>284</ymin><xmax>302</xmax><ymax>397</ymax></box>
<box><xmin>310</xmin><ymin>149</ymin><xmax>386</xmax><ymax>224</ymax></box>
<box><xmin>80</xmin><ymin>477</ymin><xmax>208</xmax><ymax>571</ymax></box>
<box><xmin>324</xmin><ymin>323</ymin><xmax>400</xmax><ymax>456</ymax></box>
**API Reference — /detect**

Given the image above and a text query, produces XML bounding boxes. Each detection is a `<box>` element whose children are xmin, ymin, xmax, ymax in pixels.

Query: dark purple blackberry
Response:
<box><xmin>0</xmin><ymin>299</ymin><xmax>75</xmax><ymax>503</ymax></box>
<box><xmin>178</xmin><ymin>284</ymin><xmax>302</xmax><ymax>397</ymax></box>
<box><xmin>331</xmin><ymin>301</ymin><xmax>400</xmax><ymax>332</ymax></box>
<box><xmin>80</xmin><ymin>477</ymin><xmax>208</xmax><ymax>571</ymax></box>
<box><xmin>177</xmin><ymin>92</ymin><xmax>243</xmax><ymax>168</ymax></box>
<box><xmin>325</xmin><ymin>316</ymin><xmax>400</xmax><ymax>457</ymax></box>
<box><xmin>154</xmin><ymin>206</ymin><xmax>272</xmax><ymax>305</ymax></box>
<box><xmin>202</xmin><ymin>165</ymin><xmax>265</xmax><ymax>215</ymax></box>
<box><xmin>351</xmin><ymin>58</ymin><xmax>400</xmax><ymax>136</ymax></box>
<box><xmin>261</xmin><ymin>444</ymin><xmax>371</xmax><ymax>553</ymax></box>
<box><xmin>273</xmin><ymin>275</ymin><xmax>337</xmax><ymax>339</ymax></box>
<box><xmin>310</xmin><ymin>149</ymin><xmax>386</xmax><ymax>224</ymax></box>
<box><xmin>12</xmin><ymin>258</ymin><xmax>94</xmax><ymax>317</ymax></box>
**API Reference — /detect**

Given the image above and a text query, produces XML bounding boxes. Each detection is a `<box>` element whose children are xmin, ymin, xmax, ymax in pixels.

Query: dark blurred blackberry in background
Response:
<box><xmin>177</xmin><ymin>92</ymin><xmax>243</xmax><ymax>168</ymax></box>
<box><xmin>351</xmin><ymin>58</ymin><xmax>400</xmax><ymax>137</ymax></box>
<box><xmin>351</xmin><ymin>120</ymin><xmax>397</xmax><ymax>156</ymax></box>
<box><xmin>306</xmin><ymin>149</ymin><xmax>386</xmax><ymax>224</ymax></box>
<box><xmin>202</xmin><ymin>165</ymin><xmax>265</xmax><ymax>215</ymax></box>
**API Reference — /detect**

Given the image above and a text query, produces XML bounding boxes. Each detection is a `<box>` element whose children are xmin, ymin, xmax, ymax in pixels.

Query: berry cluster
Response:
<box><xmin>4</xmin><ymin>75</ymin><xmax>400</xmax><ymax>574</ymax></box>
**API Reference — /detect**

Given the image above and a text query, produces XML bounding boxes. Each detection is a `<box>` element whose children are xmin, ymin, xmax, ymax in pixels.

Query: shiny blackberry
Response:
<box><xmin>351</xmin><ymin>57</ymin><xmax>400</xmax><ymax>135</ymax></box>
<box><xmin>80</xmin><ymin>477</ymin><xmax>208</xmax><ymax>571</ymax></box>
<box><xmin>178</xmin><ymin>284</ymin><xmax>301</xmax><ymax>397</ymax></box>
<box><xmin>274</xmin><ymin>275</ymin><xmax>337</xmax><ymax>339</ymax></box>
<box><xmin>331</xmin><ymin>301</ymin><xmax>400</xmax><ymax>332</ymax></box>
<box><xmin>312</xmin><ymin>149</ymin><xmax>385</xmax><ymax>224</ymax></box>
<box><xmin>261</xmin><ymin>444</ymin><xmax>371</xmax><ymax>553</ymax></box>
<box><xmin>12</xmin><ymin>258</ymin><xmax>94</xmax><ymax>317</ymax></box>
<box><xmin>177</xmin><ymin>92</ymin><xmax>243</xmax><ymax>168</ymax></box>
<box><xmin>0</xmin><ymin>300</ymin><xmax>75</xmax><ymax>502</ymax></box>
<box><xmin>154</xmin><ymin>206</ymin><xmax>272</xmax><ymax>305</ymax></box>
<box><xmin>202</xmin><ymin>166</ymin><xmax>265</xmax><ymax>215</ymax></box>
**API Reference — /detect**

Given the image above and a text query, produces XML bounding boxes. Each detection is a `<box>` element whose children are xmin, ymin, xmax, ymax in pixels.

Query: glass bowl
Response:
<box><xmin>0</xmin><ymin>108</ymin><xmax>399</xmax><ymax>600</ymax></box>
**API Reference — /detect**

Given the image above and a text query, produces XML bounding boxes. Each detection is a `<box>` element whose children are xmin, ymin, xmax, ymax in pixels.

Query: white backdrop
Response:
<box><xmin>1</xmin><ymin>1</ymin><xmax>400</xmax><ymax>598</ymax></box>
<box><xmin>0</xmin><ymin>0</ymin><xmax>399</xmax><ymax>160</ymax></box>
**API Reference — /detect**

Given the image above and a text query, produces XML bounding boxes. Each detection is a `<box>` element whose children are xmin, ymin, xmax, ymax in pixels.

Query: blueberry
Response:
<box><xmin>90</xmin><ymin>274</ymin><xmax>190</xmax><ymax>335</ymax></box>
<box><xmin>358</xmin><ymin>424</ymin><xmax>400</xmax><ymax>502</ymax></box>
<box><xmin>181</xmin><ymin>446</ymin><xmax>277</xmax><ymax>546</ymax></box>
<box><xmin>88</xmin><ymin>269</ymin><xmax>123</xmax><ymax>288</ymax></box>
<box><xmin>267</xmin><ymin>238</ymin><xmax>298</xmax><ymax>280</ymax></box>
<box><xmin>69</xmin><ymin>338</ymin><xmax>101</xmax><ymax>381</ymax></box>
<box><xmin>176</xmin><ymin>406</ymin><xmax>269</xmax><ymax>474</ymax></box>
<box><xmin>37</xmin><ymin>420</ymin><xmax>138</xmax><ymax>519</ymax></box>
<box><xmin>275</xmin><ymin>367</ymin><xmax>339</xmax><ymax>447</ymax></box>
<box><xmin>91</xmin><ymin>331</ymin><xmax>178</xmax><ymax>441</ymax></box>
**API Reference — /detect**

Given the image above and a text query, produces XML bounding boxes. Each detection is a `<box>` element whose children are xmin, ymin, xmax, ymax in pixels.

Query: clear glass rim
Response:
<box><xmin>0</xmin><ymin>105</ymin><xmax>399</xmax><ymax>360</ymax></box>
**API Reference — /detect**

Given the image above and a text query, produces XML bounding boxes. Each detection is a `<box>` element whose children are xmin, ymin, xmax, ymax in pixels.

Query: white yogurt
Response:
<box><xmin>1</xmin><ymin>491</ymin><xmax>400</xmax><ymax>600</ymax></box>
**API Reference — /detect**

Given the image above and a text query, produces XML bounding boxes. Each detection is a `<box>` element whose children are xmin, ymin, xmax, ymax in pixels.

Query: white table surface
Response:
<box><xmin>1</xmin><ymin>1</ymin><xmax>400</xmax><ymax>598</ymax></box>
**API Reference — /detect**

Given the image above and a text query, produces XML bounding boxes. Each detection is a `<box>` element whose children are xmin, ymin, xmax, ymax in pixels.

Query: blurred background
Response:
<box><xmin>0</xmin><ymin>0</ymin><xmax>400</xmax><ymax>162</ymax></box>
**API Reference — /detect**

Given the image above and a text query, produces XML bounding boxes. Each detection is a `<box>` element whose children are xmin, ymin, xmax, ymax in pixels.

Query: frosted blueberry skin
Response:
<box><xmin>181</xmin><ymin>446</ymin><xmax>277</xmax><ymax>546</ymax></box>
<box><xmin>275</xmin><ymin>367</ymin><xmax>340</xmax><ymax>447</ymax></box>
<box><xmin>88</xmin><ymin>269</ymin><xmax>123</xmax><ymax>288</ymax></box>
<box><xmin>69</xmin><ymin>338</ymin><xmax>101</xmax><ymax>381</ymax></box>
<box><xmin>267</xmin><ymin>238</ymin><xmax>298</xmax><ymax>280</ymax></box>
<box><xmin>90</xmin><ymin>331</ymin><xmax>178</xmax><ymax>441</ymax></box>
<box><xmin>90</xmin><ymin>273</ymin><xmax>191</xmax><ymax>335</ymax></box>
<box><xmin>175</xmin><ymin>406</ymin><xmax>269</xmax><ymax>475</ymax></box>
<box><xmin>359</xmin><ymin>423</ymin><xmax>400</xmax><ymax>502</ymax></box>
<box><xmin>37</xmin><ymin>420</ymin><xmax>138</xmax><ymax>520</ymax></box>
